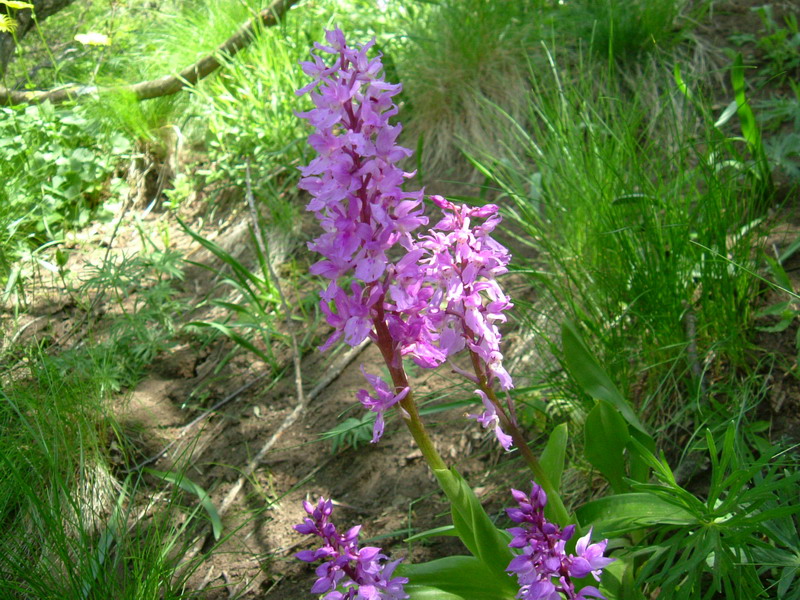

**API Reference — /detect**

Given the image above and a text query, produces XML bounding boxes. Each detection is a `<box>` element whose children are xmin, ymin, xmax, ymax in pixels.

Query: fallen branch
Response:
<box><xmin>0</xmin><ymin>0</ymin><xmax>297</xmax><ymax>105</ymax></box>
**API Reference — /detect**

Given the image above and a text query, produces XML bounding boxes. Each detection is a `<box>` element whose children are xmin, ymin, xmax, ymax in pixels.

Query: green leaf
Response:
<box><xmin>187</xmin><ymin>320</ymin><xmax>273</xmax><ymax>365</ymax></box>
<box><xmin>179</xmin><ymin>218</ymin><xmax>263</xmax><ymax>289</ymax></box>
<box><xmin>575</xmin><ymin>493</ymin><xmax>697</xmax><ymax>536</ymax></box>
<box><xmin>432</xmin><ymin>467</ymin><xmax>516</xmax><ymax>590</ymax></box>
<box><xmin>601</xmin><ymin>555</ymin><xmax>646</xmax><ymax>600</ymax></box>
<box><xmin>731</xmin><ymin>53</ymin><xmax>761</xmax><ymax>151</ymax></box>
<box><xmin>714</xmin><ymin>99</ymin><xmax>739</xmax><ymax>128</ymax></box>
<box><xmin>755</xmin><ymin>300</ymin><xmax>791</xmax><ymax>317</ymax></box>
<box><xmin>585</xmin><ymin>400</ymin><xmax>630</xmax><ymax>493</ymax></box>
<box><xmin>673</xmin><ymin>63</ymin><xmax>694</xmax><ymax>101</ymax></box>
<box><xmin>404</xmin><ymin>525</ymin><xmax>457</xmax><ymax>543</ymax></box>
<box><xmin>540</xmin><ymin>423</ymin><xmax>568</xmax><ymax>496</ymax></box>
<box><xmin>756</xmin><ymin>318</ymin><xmax>793</xmax><ymax>333</ymax></box>
<box><xmin>764</xmin><ymin>255</ymin><xmax>794</xmax><ymax>293</ymax></box>
<box><xmin>405</xmin><ymin>586</ymin><xmax>466</xmax><ymax>600</ymax></box>
<box><xmin>778</xmin><ymin>235</ymin><xmax>800</xmax><ymax>264</ymax></box>
<box><xmin>560</xmin><ymin>320</ymin><xmax>649</xmax><ymax>438</ymax></box>
<box><xmin>401</xmin><ymin>556</ymin><xmax>514</xmax><ymax>600</ymax></box>
<box><xmin>145</xmin><ymin>468</ymin><xmax>223</xmax><ymax>540</ymax></box>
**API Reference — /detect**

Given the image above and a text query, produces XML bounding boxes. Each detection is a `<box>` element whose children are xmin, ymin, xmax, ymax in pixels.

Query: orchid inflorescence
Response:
<box><xmin>294</xmin><ymin>28</ymin><xmax>613</xmax><ymax>600</ymax></box>
<box><xmin>507</xmin><ymin>483</ymin><xmax>613</xmax><ymax>600</ymax></box>
<box><xmin>294</xmin><ymin>497</ymin><xmax>409</xmax><ymax>600</ymax></box>
<box><xmin>296</xmin><ymin>28</ymin><xmax>514</xmax><ymax>449</ymax></box>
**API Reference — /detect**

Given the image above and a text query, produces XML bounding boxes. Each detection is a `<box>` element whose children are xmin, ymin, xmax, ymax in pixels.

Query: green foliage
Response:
<box><xmin>191</xmin><ymin>16</ymin><xmax>311</xmax><ymax>200</ymax></box>
<box><xmin>426</xmin><ymin>467</ymin><xmax>517</xmax><ymax>596</ymax></box>
<box><xmin>629</xmin><ymin>426</ymin><xmax>800</xmax><ymax>599</ymax></box>
<box><xmin>759</xmin><ymin>80</ymin><xmax>800</xmax><ymax>182</ymax></box>
<box><xmin>181</xmin><ymin>218</ymin><xmax>283</xmax><ymax>372</ymax></box>
<box><xmin>321</xmin><ymin>412</ymin><xmax>376</xmax><ymax>454</ymax></box>
<box><xmin>0</xmin><ymin>351</ymin><xmax>210</xmax><ymax>599</ymax></box>
<box><xmin>0</xmin><ymin>102</ymin><xmax>130</xmax><ymax>278</ymax></box>
<box><xmin>403</xmin><ymin>556</ymin><xmax>515</xmax><ymax>600</ymax></box>
<box><xmin>473</xmin><ymin>53</ymin><xmax>763</xmax><ymax>429</ymax></box>
<box><xmin>74</xmin><ymin>234</ymin><xmax>186</xmax><ymax>390</ymax></box>
<box><xmin>731</xmin><ymin>5</ymin><xmax>800</xmax><ymax>86</ymax></box>
<box><xmin>397</xmin><ymin>0</ymin><xmax>539</xmax><ymax>177</ymax></box>
<box><xmin>144</xmin><ymin>468</ymin><xmax>223</xmax><ymax>541</ymax></box>
<box><xmin>562</xmin><ymin>0</ymin><xmax>691</xmax><ymax>59</ymax></box>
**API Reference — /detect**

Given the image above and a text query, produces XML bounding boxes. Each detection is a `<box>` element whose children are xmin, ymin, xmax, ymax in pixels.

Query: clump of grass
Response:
<box><xmin>397</xmin><ymin>0</ymin><xmax>540</xmax><ymax>181</ymax></box>
<box><xmin>0</xmin><ymin>346</ymin><xmax>218</xmax><ymax>599</ymax></box>
<box><xmin>560</xmin><ymin>0</ymin><xmax>693</xmax><ymax>60</ymax></box>
<box><xmin>473</xmin><ymin>50</ymin><xmax>764</xmax><ymax>430</ymax></box>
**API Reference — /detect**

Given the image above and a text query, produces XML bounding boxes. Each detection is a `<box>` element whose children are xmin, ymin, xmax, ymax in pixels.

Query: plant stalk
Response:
<box><xmin>372</xmin><ymin>311</ymin><xmax>447</xmax><ymax>472</ymax></box>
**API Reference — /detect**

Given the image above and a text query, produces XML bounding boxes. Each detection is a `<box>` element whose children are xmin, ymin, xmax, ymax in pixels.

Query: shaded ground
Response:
<box><xmin>1</xmin><ymin>197</ymin><xmax>524</xmax><ymax>598</ymax></box>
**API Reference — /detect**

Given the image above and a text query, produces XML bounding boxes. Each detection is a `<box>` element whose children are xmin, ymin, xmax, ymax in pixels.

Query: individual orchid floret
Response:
<box><xmin>569</xmin><ymin>528</ymin><xmax>614</xmax><ymax>581</ymax></box>
<box><xmin>506</xmin><ymin>483</ymin><xmax>613</xmax><ymax>600</ymax></box>
<box><xmin>467</xmin><ymin>390</ymin><xmax>512</xmax><ymax>451</ymax></box>
<box><xmin>356</xmin><ymin>367</ymin><xmax>410</xmax><ymax>443</ymax></box>
<box><xmin>295</xmin><ymin>497</ymin><xmax>409</xmax><ymax>599</ymax></box>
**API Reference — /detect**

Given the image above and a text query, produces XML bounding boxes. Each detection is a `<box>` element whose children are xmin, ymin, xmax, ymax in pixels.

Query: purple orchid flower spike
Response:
<box><xmin>299</xmin><ymin>28</ymin><xmax>517</xmax><ymax>452</ymax></box>
<box><xmin>295</xmin><ymin>497</ymin><xmax>409</xmax><ymax>599</ymax></box>
<box><xmin>506</xmin><ymin>483</ymin><xmax>614</xmax><ymax>600</ymax></box>
<box><xmin>297</xmin><ymin>28</ymin><xmax>427</xmax><ymax>355</ymax></box>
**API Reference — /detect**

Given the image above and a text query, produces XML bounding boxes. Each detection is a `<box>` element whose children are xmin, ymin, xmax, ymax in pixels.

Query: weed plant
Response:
<box><xmin>472</xmin><ymin>52</ymin><xmax>765</xmax><ymax>432</ymax></box>
<box><xmin>0</xmin><ymin>102</ymin><xmax>130</xmax><ymax>280</ymax></box>
<box><xmin>190</xmin><ymin>14</ymin><xmax>313</xmax><ymax>201</ymax></box>
<box><xmin>190</xmin><ymin>0</ymin><xmax>408</xmax><ymax>203</ymax></box>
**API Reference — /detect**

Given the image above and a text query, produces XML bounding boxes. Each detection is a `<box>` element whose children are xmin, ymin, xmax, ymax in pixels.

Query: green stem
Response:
<box><xmin>372</xmin><ymin>312</ymin><xmax>447</xmax><ymax>471</ymax></box>
<box><xmin>482</xmin><ymin>383</ymin><xmax>571</xmax><ymax>526</ymax></box>
<box><xmin>468</xmin><ymin>350</ymin><xmax>571</xmax><ymax>526</ymax></box>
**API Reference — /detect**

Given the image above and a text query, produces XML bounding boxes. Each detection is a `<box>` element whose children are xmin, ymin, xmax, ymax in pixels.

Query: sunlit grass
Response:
<box><xmin>472</xmin><ymin>49</ymin><xmax>765</xmax><ymax>430</ymax></box>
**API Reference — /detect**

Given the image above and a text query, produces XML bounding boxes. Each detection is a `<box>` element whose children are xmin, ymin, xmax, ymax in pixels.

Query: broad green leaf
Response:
<box><xmin>540</xmin><ymin>423</ymin><xmax>568</xmax><ymax>496</ymax></box>
<box><xmin>585</xmin><ymin>401</ymin><xmax>629</xmax><ymax>493</ymax></box>
<box><xmin>402</xmin><ymin>556</ymin><xmax>514</xmax><ymax>600</ymax></box>
<box><xmin>145</xmin><ymin>468</ymin><xmax>222</xmax><ymax>540</ymax></box>
<box><xmin>576</xmin><ymin>493</ymin><xmax>697</xmax><ymax>537</ymax></box>
<box><xmin>432</xmin><ymin>467</ymin><xmax>516</xmax><ymax>589</ymax></box>
<box><xmin>600</xmin><ymin>556</ymin><xmax>645</xmax><ymax>600</ymax></box>
<box><xmin>560</xmin><ymin>320</ymin><xmax>649</xmax><ymax>438</ymax></box>
<box><xmin>628</xmin><ymin>429</ymin><xmax>656</xmax><ymax>483</ymax></box>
